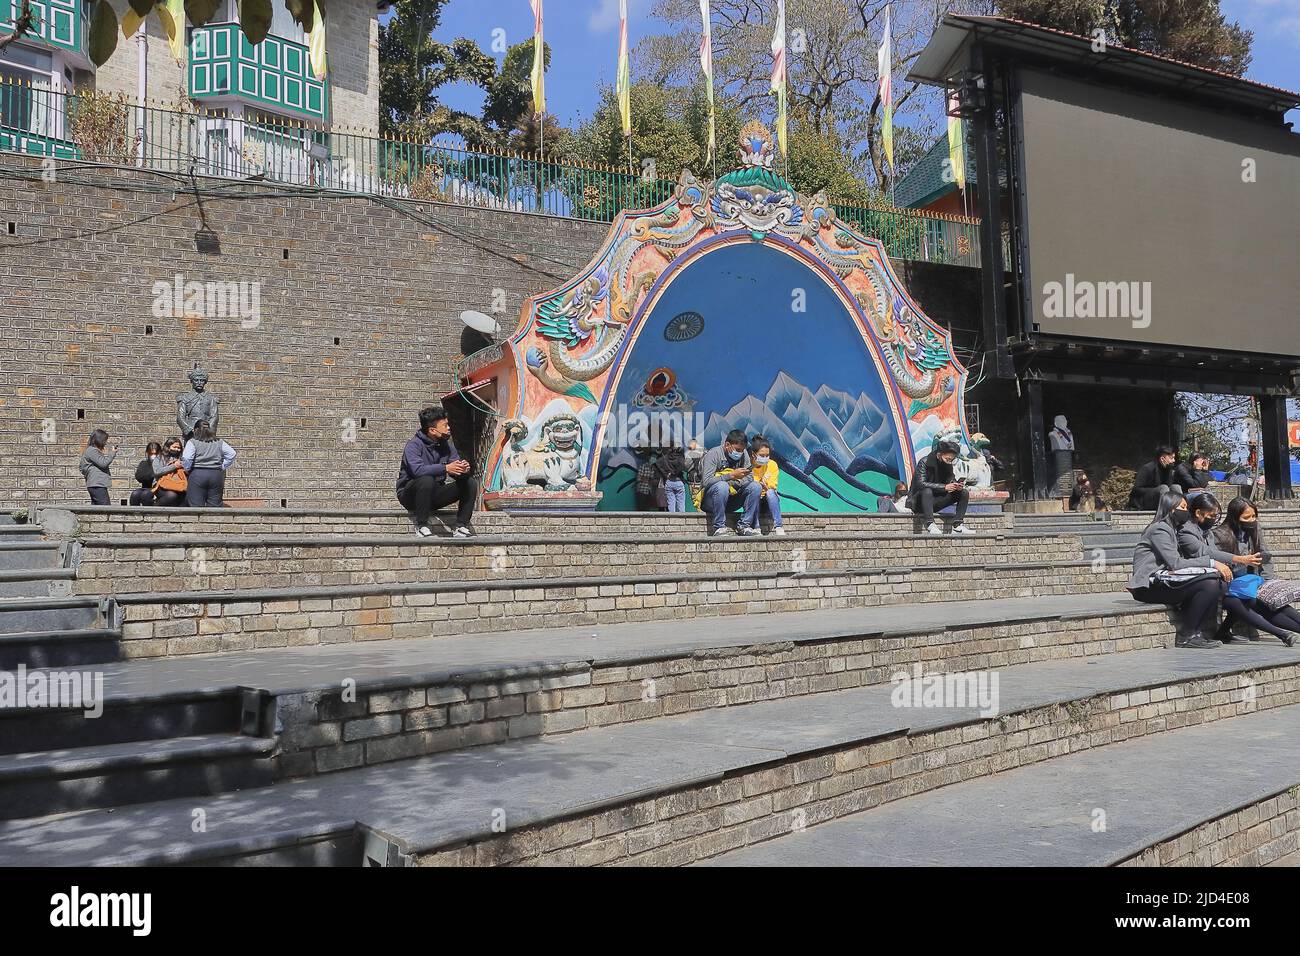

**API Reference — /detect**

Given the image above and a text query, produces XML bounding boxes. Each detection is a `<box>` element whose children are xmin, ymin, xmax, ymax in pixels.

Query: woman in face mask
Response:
<box><xmin>1211</xmin><ymin>500</ymin><xmax>1298</xmax><ymax>645</ymax></box>
<box><xmin>1127</xmin><ymin>492</ymin><xmax>1232</xmax><ymax>649</ymax></box>
<box><xmin>1174</xmin><ymin>493</ymin><xmax>1273</xmax><ymax>644</ymax></box>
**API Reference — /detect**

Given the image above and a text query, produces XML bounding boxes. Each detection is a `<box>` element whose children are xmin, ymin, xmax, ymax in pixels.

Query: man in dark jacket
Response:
<box><xmin>1127</xmin><ymin>446</ymin><xmax>1181</xmax><ymax>510</ymax></box>
<box><xmin>1172</xmin><ymin>453</ymin><xmax>1212</xmax><ymax>496</ymax></box>
<box><xmin>397</xmin><ymin>406</ymin><xmax>477</xmax><ymax>538</ymax></box>
<box><xmin>907</xmin><ymin>440</ymin><xmax>972</xmax><ymax>535</ymax></box>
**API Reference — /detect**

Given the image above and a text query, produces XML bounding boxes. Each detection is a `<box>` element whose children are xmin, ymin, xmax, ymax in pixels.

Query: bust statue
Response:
<box><xmin>177</xmin><ymin>366</ymin><xmax>220</xmax><ymax>439</ymax></box>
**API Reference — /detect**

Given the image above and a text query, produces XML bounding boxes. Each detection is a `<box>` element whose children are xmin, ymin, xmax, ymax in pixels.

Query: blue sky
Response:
<box><xmin>410</xmin><ymin>0</ymin><xmax>1299</xmax><ymax>128</ymax></box>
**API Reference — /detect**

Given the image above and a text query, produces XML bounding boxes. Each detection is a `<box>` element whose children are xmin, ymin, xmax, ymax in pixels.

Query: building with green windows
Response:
<box><xmin>1</xmin><ymin>0</ymin><xmax>381</xmax><ymax>168</ymax></box>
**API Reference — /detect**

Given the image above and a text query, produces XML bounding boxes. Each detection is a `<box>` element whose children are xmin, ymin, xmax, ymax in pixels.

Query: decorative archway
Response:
<box><xmin>464</xmin><ymin>123</ymin><xmax>975</xmax><ymax>512</ymax></box>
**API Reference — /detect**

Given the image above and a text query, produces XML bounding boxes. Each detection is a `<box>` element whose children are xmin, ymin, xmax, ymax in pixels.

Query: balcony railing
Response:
<box><xmin>1</xmin><ymin>0</ymin><xmax>87</xmax><ymax>56</ymax></box>
<box><xmin>0</xmin><ymin>79</ymin><xmax>986</xmax><ymax>268</ymax></box>
<box><xmin>190</xmin><ymin>23</ymin><xmax>327</xmax><ymax>122</ymax></box>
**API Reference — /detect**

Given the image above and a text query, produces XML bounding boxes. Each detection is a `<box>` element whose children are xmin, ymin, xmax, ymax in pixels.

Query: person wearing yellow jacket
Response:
<box><xmin>750</xmin><ymin>436</ymin><xmax>786</xmax><ymax>535</ymax></box>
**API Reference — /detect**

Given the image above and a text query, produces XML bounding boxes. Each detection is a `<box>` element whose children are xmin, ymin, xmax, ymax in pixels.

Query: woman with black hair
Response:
<box><xmin>1211</xmin><ymin>499</ymin><xmax>1298</xmax><ymax>645</ymax></box>
<box><xmin>181</xmin><ymin>421</ymin><xmax>237</xmax><ymax>508</ymax></box>
<box><xmin>1175</xmin><ymin>493</ymin><xmax>1278</xmax><ymax>644</ymax></box>
<box><xmin>152</xmin><ymin>437</ymin><xmax>188</xmax><ymax>508</ymax></box>
<box><xmin>130</xmin><ymin>442</ymin><xmax>163</xmax><ymax>507</ymax></box>
<box><xmin>79</xmin><ymin>429</ymin><xmax>119</xmax><ymax>506</ymax></box>
<box><xmin>1128</xmin><ymin>491</ymin><xmax>1231</xmax><ymax>649</ymax></box>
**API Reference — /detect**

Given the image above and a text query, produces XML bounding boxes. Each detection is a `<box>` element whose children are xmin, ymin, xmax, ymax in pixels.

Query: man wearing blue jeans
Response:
<box><xmin>700</xmin><ymin>430</ymin><xmax>762</xmax><ymax>537</ymax></box>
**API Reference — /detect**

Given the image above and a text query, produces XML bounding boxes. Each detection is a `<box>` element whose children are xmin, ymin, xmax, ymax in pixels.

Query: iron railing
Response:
<box><xmin>0</xmin><ymin>78</ymin><xmax>984</xmax><ymax>267</ymax></box>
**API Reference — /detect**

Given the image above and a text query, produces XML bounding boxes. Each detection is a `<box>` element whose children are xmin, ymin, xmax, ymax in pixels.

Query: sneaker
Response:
<box><xmin>739</xmin><ymin>525</ymin><xmax>760</xmax><ymax>536</ymax></box>
<box><xmin>1174</xmin><ymin>634</ymin><xmax>1219</xmax><ymax>649</ymax></box>
<box><xmin>772</xmin><ymin>526</ymin><xmax>786</xmax><ymax>536</ymax></box>
<box><xmin>453</xmin><ymin>525</ymin><xmax>475</xmax><ymax>538</ymax></box>
<box><xmin>711</xmin><ymin>526</ymin><xmax>735</xmax><ymax>537</ymax></box>
<box><xmin>416</xmin><ymin>525</ymin><xmax>434</xmax><ymax>538</ymax></box>
<box><xmin>951</xmin><ymin>523</ymin><xmax>975</xmax><ymax>535</ymax></box>
<box><xmin>926</xmin><ymin>521</ymin><xmax>943</xmax><ymax>536</ymax></box>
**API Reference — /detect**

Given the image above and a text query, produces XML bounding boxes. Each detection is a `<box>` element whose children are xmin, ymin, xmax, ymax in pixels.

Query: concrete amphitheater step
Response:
<box><xmin>0</xmin><ymin>734</ymin><xmax>276</xmax><ymax>821</ymax></box>
<box><xmin>0</xmin><ymin>596</ymin><xmax>106</xmax><ymax>636</ymax></box>
<box><xmin>1</xmin><ymin>643</ymin><xmax>1296</xmax><ymax>866</ymax></box>
<box><xmin>703</xmin><ymin>705</ymin><xmax>1300</xmax><ymax>867</ymax></box>
<box><xmin>1</xmin><ymin>594</ymin><xmax>1168</xmax><ymax>772</ymax></box>
<box><xmin>0</xmin><ymin>568</ymin><xmax>77</xmax><ymax>599</ymax></box>
<box><xmin>0</xmin><ymin>628</ymin><xmax>121</xmax><ymax>670</ymax></box>
<box><xmin>66</xmin><ymin>529</ymin><xmax>1086</xmax><ymax>596</ymax></box>
<box><xmin>100</xmin><ymin>544</ymin><xmax>1300</xmax><ymax>660</ymax></box>
<box><xmin>0</xmin><ymin>541</ymin><xmax>62</xmax><ymax>572</ymax></box>
<box><xmin>38</xmin><ymin>504</ymin><xmax>1014</xmax><ymax>540</ymax></box>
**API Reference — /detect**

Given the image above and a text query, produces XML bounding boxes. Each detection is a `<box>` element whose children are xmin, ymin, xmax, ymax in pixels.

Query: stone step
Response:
<box><xmin>1</xmin><ymin>645</ymin><xmax>1295</xmax><ymax>866</ymax></box>
<box><xmin>0</xmin><ymin>568</ymin><xmax>78</xmax><ymax>599</ymax></box>
<box><xmin>0</xmin><ymin>596</ymin><xmax>106</xmax><ymax>636</ymax></box>
<box><xmin>107</xmin><ymin>550</ymin><xmax>1300</xmax><ymax>661</ymax></box>
<box><xmin>0</xmin><ymin>685</ymin><xmax>247</xmax><ymax>756</ymax></box>
<box><xmin>0</xmin><ymin>734</ymin><xmax>276</xmax><ymax>821</ymax></box>
<box><xmin>68</xmin><ymin>531</ymin><xmax>1084</xmax><ymax>597</ymax></box>
<box><xmin>705</xmin><ymin>704</ymin><xmax>1300</xmax><ymax>867</ymax></box>
<box><xmin>38</xmin><ymin>505</ymin><xmax>1013</xmax><ymax>541</ymax></box>
<box><xmin>2</xmin><ymin>594</ymin><xmax>1170</xmax><ymax>775</ymax></box>
<box><xmin>0</xmin><ymin>628</ymin><xmax>121</xmax><ymax>670</ymax></box>
<box><xmin>0</xmin><ymin>542</ymin><xmax>62</xmax><ymax>572</ymax></box>
<box><xmin>0</xmin><ymin>524</ymin><xmax>43</xmax><ymax>538</ymax></box>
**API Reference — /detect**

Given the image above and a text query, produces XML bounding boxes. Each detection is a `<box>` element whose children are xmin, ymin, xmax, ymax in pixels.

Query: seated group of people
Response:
<box><xmin>698</xmin><ymin>431</ymin><xmax>786</xmax><ymax>536</ymax></box>
<box><xmin>1129</xmin><ymin>490</ymin><xmax>1299</xmax><ymax>649</ymax></box>
<box><xmin>83</xmin><ymin>423</ymin><xmax>237</xmax><ymax>508</ymax></box>
<box><xmin>1127</xmin><ymin>446</ymin><xmax>1214</xmax><ymax>510</ymax></box>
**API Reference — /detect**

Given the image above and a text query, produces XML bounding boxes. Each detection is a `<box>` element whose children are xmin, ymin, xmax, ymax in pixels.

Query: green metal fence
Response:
<box><xmin>0</xmin><ymin>78</ymin><xmax>984</xmax><ymax>267</ymax></box>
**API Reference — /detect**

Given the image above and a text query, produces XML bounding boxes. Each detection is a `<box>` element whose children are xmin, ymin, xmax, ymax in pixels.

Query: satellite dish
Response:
<box><xmin>460</xmin><ymin>311</ymin><xmax>500</xmax><ymax>336</ymax></box>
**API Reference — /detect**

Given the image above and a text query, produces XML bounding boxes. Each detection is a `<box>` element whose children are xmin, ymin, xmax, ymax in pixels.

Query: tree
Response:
<box><xmin>996</xmin><ymin>0</ymin><xmax>1253</xmax><ymax>75</ymax></box>
<box><xmin>635</xmin><ymin>0</ymin><xmax>989</xmax><ymax>194</ymax></box>
<box><xmin>378</xmin><ymin>0</ymin><xmax>497</xmax><ymax>141</ymax></box>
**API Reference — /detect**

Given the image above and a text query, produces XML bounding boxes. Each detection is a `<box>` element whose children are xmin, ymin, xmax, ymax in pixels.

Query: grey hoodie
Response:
<box><xmin>700</xmin><ymin>444</ymin><xmax>754</xmax><ymax>493</ymax></box>
<box><xmin>79</xmin><ymin>447</ymin><xmax>117</xmax><ymax>489</ymax></box>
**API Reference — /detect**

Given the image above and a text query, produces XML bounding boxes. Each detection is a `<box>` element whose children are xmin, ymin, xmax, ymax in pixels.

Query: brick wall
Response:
<box><xmin>0</xmin><ymin>157</ymin><xmax>608</xmax><ymax>506</ymax></box>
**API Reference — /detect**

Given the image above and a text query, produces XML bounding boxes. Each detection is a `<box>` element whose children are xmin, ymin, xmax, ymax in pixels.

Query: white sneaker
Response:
<box><xmin>453</xmin><ymin>526</ymin><xmax>475</xmax><ymax>538</ymax></box>
<box><xmin>926</xmin><ymin>521</ymin><xmax>943</xmax><ymax>536</ymax></box>
<box><xmin>416</xmin><ymin>525</ymin><xmax>434</xmax><ymax>538</ymax></box>
<box><xmin>772</xmin><ymin>526</ymin><xmax>786</xmax><ymax>536</ymax></box>
<box><xmin>712</xmin><ymin>526</ymin><xmax>735</xmax><ymax>537</ymax></box>
<box><xmin>951</xmin><ymin>523</ymin><xmax>975</xmax><ymax>535</ymax></box>
<box><xmin>739</xmin><ymin>525</ymin><xmax>760</xmax><ymax>536</ymax></box>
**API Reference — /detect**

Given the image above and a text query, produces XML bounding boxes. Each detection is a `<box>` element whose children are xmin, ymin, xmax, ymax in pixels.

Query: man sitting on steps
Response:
<box><xmin>397</xmin><ymin>406</ymin><xmax>477</xmax><ymax>538</ymax></box>
<box><xmin>700</xmin><ymin>429</ymin><xmax>762</xmax><ymax>537</ymax></box>
<box><xmin>908</xmin><ymin>440</ymin><xmax>973</xmax><ymax>536</ymax></box>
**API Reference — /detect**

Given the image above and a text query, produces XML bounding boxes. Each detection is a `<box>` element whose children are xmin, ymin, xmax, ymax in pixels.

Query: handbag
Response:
<box><xmin>154</xmin><ymin>466</ymin><xmax>188</xmax><ymax>494</ymax></box>
<box><xmin>1227</xmin><ymin>573</ymin><xmax>1264</xmax><ymax>600</ymax></box>
<box><xmin>1257</xmin><ymin>579</ymin><xmax>1300</xmax><ymax>612</ymax></box>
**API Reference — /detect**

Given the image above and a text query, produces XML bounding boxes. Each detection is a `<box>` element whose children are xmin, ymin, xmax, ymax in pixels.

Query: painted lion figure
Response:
<box><xmin>501</xmin><ymin>413</ymin><xmax>585</xmax><ymax>492</ymax></box>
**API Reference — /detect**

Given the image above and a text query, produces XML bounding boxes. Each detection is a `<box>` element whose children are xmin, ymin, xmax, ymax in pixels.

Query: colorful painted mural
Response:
<box><xmin>468</xmin><ymin>122</ymin><xmax>976</xmax><ymax>512</ymax></box>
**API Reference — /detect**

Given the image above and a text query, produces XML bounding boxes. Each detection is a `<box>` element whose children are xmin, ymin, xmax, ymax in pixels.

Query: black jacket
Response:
<box><xmin>908</xmin><ymin>452</ymin><xmax>956</xmax><ymax>503</ymax></box>
<box><xmin>1132</xmin><ymin>459</ymin><xmax>1177</xmax><ymax>493</ymax></box>
<box><xmin>653</xmin><ymin>447</ymin><xmax>687</xmax><ymax>482</ymax></box>
<box><xmin>1172</xmin><ymin>463</ymin><xmax>1211</xmax><ymax>491</ymax></box>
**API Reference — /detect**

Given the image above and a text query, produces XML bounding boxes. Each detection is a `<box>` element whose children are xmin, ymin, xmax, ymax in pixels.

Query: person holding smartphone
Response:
<box><xmin>907</xmin><ymin>440</ymin><xmax>973</xmax><ymax>535</ymax></box>
<box><xmin>397</xmin><ymin>406</ymin><xmax>477</xmax><ymax>538</ymax></box>
<box><xmin>79</xmin><ymin>429</ymin><xmax>119</xmax><ymax>506</ymax></box>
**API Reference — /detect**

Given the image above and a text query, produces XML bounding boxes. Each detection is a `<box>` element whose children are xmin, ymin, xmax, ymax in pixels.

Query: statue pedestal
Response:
<box><xmin>483</xmin><ymin>488</ymin><xmax>604</xmax><ymax>512</ymax></box>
